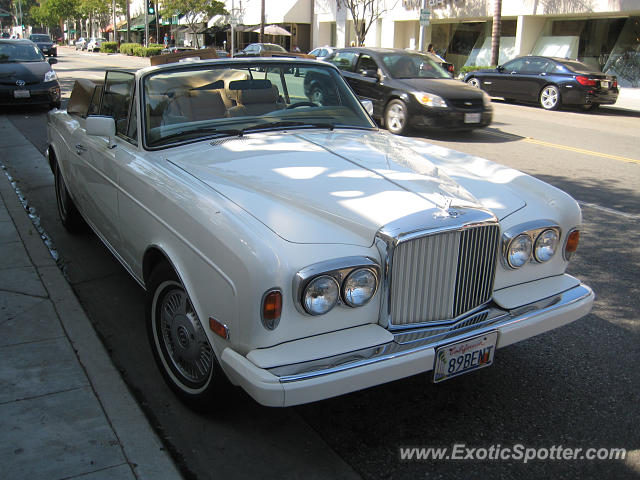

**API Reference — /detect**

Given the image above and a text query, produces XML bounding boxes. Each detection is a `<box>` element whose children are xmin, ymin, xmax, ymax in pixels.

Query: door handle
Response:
<box><xmin>75</xmin><ymin>144</ymin><xmax>87</xmax><ymax>154</ymax></box>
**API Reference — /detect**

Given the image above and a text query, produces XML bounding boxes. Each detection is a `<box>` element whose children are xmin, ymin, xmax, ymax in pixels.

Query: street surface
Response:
<box><xmin>1</xmin><ymin>48</ymin><xmax>639</xmax><ymax>479</ymax></box>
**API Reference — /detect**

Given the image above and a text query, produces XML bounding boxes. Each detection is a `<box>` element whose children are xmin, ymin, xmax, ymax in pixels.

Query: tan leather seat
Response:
<box><xmin>227</xmin><ymin>80</ymin><xmax>283</xmax><ymax>117</ymax></box>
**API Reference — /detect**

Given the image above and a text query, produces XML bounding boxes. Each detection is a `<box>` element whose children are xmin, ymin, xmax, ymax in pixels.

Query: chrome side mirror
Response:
<box><xmin>86</xmin><ymin>115</ymin><xmax>116</xmax><ymax>147</ymax></box>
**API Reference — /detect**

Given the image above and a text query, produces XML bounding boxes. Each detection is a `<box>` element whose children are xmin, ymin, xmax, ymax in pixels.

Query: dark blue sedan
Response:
<box><xmin>464</xmin><ymin>56</ymin><xmax>618</xmax><ymax>111</ymax></box>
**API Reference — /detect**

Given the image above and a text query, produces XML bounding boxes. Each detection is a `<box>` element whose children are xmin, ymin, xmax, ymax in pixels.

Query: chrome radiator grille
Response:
<box><xmin>389</xmin><ymin>224</ymin><xmax>500</xmax><ymax>326</ymax></box>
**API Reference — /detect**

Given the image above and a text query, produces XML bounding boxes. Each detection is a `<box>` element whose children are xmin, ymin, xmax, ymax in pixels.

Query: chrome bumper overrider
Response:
<box><xmin>268</xmin><ymin>284</ymin><xmax>593</xmax><ymax>382</ymax></box>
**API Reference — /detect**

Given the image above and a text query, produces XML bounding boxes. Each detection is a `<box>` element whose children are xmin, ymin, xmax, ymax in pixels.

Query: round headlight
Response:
<box><xmin>534</xmin><ymin>229</ymin><xmax>559</xmax><ymax>262</ymax></box>
<box><xmin>507</xmin><ymin>234</ymin><xmax>532</xmax><ymax>268</ymax></box>
<box><xmin>303</xmin><ymin>275</ymin><xmax>339</xmax><ymax>315</ymax></box>
<box><xmin>343</xmin><ymin>268</ymin><xmax>377</xmax><ymax>307</ymax></box>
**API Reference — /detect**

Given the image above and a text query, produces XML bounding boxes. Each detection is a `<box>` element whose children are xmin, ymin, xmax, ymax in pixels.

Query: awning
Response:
<box><xmin>252</xmin><ymin>24</ymin><xmax>291</xmax><ymax>36</ymax></box>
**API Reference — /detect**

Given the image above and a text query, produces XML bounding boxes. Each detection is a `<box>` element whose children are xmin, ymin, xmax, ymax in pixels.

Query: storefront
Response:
<box><xmin>313</xmin><ymin>0</ymin><xmax>640</xmax><ymax>86</ymax></box>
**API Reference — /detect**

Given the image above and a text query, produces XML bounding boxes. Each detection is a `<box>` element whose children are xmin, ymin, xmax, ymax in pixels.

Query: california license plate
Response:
<box><xmin>464</xmin><ymin>112</ymin><xmax>481</xmax><ymax>123</ymax></box>
<box><xmin>14</xmin><ymin>90</ymin><xmax>31</xmax><ymax>98</ymax></box>
<box><xmin>600</xmin><ymin>80</ymin><xmax>610</xmax><ymax>89</ymax></box>
<box><xmin>433</xmin><ymin>331</ymin><xmax>497</xmax><ymax>383</ymax></box>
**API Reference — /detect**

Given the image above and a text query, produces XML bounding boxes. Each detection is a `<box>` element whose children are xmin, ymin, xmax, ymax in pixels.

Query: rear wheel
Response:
<box><xmin>540</xmin><ymin>85</ymin><xmax>561</xmax><ymax>110</ymax></box>
<box><xmin>384</xmin><ymin>99</ymin><xmax>409</xmax><ymax>135</ymax></box>
<box><xmin>147</xmin><ymin>263</ymin><xmax>228</xmax><ymax>409</ymax></box>
<box><xmin>54</xmin><ymin>161</ymin><xmax>85</xmax><ymax>232</ymax></box>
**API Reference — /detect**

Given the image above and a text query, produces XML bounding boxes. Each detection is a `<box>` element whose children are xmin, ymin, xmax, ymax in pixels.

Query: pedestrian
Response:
<box><xmin>170</xmin><ymin>34</ymin><xmax>175</xmax><ymax>47</ymax></box>
<box><xmin>164</xmin><ymin>33</ymin><xmax>168</xmax><ymax>47</ymax></box>
<box><xmin>149</xmin><ymin>34</ymin><xmax>155</xmax><ymax>44</ymax></box>
<box><xmin>292</xmin><ymin>44</ymin><xmax>301</xmax><ymax>52</ymax></box>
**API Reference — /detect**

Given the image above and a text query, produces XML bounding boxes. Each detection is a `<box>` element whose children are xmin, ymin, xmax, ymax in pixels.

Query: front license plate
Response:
<box><xmin>14</xmin><ymin>90</ymin><xmax>31</xmax><ymax>98</ymax></box>
<box><xmin>464</xmin><ymin>112</ymin><xmax>481</xmax><ymax>123</ymax></box>
<box><xmin>433</xmin><ymin>331</ymin><xmax>497</xmax><ymax>383</ymax></box>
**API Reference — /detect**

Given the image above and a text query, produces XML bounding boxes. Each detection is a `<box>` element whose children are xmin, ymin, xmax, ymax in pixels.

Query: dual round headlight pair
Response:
<box><xmin>303</xmin><ymin>268</ymin><xmax>378</xmax><ymax>316</ymax></box>
<box><xmin>506</xmin><ymin>228</ymin><xmax>559</xmax><ymax>268</ymax></box>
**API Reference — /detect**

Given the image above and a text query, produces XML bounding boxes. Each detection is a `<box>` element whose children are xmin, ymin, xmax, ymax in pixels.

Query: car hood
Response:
<box><xmin>0</xmin><ymin>61</ymin><xmax>50</xmax><ymax>84</ymax></box>
<box><xmin>167</xmin><ymin>130</ymin><xmax>525</xmax><ymax>245</ymax></box>
<box><xmin>395</xmin><ymin>78</ymin><xmax>484</xmax><ymax>99</ymax></box>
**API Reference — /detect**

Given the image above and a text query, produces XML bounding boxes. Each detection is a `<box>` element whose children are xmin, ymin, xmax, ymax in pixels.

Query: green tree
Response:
<box><xmin>161</xmin><ymin>0</ymin><xmax>226</xmax><ymax>48</ymax></box>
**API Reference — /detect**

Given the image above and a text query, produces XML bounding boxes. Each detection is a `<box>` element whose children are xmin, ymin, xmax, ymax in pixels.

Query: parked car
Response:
<box><xmin>28</xmin><ymin>33</ymin><xmax>57</xmax><ymax>57</ymax></box>
<box><xmin>464</xmin><ymin>56</ymin><xmax>619</xmax><ymax>110</ymax></box>
<box><xmin>237</xmin><ymin>43</ymin><xmax>288</xmax><ymax>56</ymax></box>
<box><xmin>86</xmin><ymin>37</ymin><xmax>106</xmax><ymax>52</ymax></box>
<box><xmin>423</xmin><ymin>51</ymin><xmax>455</xmax><ymax>76</ymax></box>
<box><xmin>75</xmin><ymin>37</ymin><xmax>87</xmax><ymax>50</ymax></box>
<box><xmin>308</xmin><ymin>46</ymin><xmax>337</xmax><ymax>61</ymax></box>
<box><xmin>325</xmin><ymin>47</ymin><xmax>492</xmax><ymax>135</ymax></box>
<box><xmin>161</xmin><ymin>46</ymin><xmax>196</xmax><ymax>54</ymax></box>
<box><xmin>46</xmin><ymin>56</ymin><xmax>593</xmax><ymax>408</ymax></box>
<box><xmin>0</xmin><ymin>39</ymin><xmax>61</xmax><ymax>108</ymax></box>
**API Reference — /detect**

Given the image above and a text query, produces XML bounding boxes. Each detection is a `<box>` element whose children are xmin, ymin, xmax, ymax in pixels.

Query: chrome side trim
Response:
<box><xmin>268</xmin><ymin>284</ymin><xmax>592</xmax><ymax>382</ymax></box>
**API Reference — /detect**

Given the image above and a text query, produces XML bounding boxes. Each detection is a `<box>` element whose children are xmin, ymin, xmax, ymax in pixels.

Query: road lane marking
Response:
<box><xmin>578</xmin><ymin>202</ymin><xmax>640</xmax><ymax>220</ymax></box>
<box><xmin>484</xmin><ymin>130</ymin><xmax>639</xmax><ymax>164</ymax></box>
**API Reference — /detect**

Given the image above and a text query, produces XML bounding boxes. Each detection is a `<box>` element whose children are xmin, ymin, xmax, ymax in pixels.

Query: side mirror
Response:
<box><xmin>86</xmin><ymin>115</ymin><xmax>116</xmax><ymax>139</ymax></box>
<box><xmin>497</xmin><ymin>65</ymin><xmax>505</xmax><ymax>73</ymax></box>
<box><xmin>361</xmin><ymin>99</ymin><xmax>374</xmax><ymax>116</ymax></box>
<box><xmin>359</xmin><ymin>69</ymin><xmax>379</xmax><ymax>80</ymax></box>
<box><xmin>47</xmin><ymin>57</ymin><xmax>57</xmax><ymax>65</ymax></box>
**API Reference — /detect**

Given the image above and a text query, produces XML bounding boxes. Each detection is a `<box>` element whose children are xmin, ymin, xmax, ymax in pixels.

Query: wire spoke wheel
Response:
<box><xmin>156</xmin><ymin>281</ymin><xmax>213</xmax><ymax>388</ymax></box>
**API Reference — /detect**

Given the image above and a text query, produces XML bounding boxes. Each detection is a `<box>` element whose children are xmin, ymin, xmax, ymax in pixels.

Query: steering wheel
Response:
<box><xmin>286</xmin><ymin>101</ymin><xmax>317</xmax><ymax>109</ymax></box>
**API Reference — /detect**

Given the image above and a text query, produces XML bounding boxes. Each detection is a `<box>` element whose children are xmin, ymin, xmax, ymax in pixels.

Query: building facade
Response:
<box><xmin>313</xmin><ymin>0</ymin><xmax>640</xmax><ymax>87</ymax></box>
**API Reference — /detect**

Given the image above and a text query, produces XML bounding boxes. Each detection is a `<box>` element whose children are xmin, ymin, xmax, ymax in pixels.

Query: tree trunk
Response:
<box><xmin>490</xmin><ymin>0</ymin><xmax>502</xmax><ymax>66</ymax></box>
<box><xmin>126</xmin><ymin>0</ymin><xmax>130</xmax><ymax>43</ymax></box>
<box><xmin>259</xmin><ymin>0</ymin><xmax>265</xmax><ymax>43</ymax></box>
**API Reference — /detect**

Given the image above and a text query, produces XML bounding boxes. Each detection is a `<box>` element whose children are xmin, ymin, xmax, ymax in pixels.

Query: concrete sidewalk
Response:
<box><xmin>604</xmin><ymin>86</ymin><xmax>640</xmax><ymax>112</ymax></box>
<box><xmin>0</xmin><ymin>117</ymin><xmax>182</xmax><ymax>480</ymax></box>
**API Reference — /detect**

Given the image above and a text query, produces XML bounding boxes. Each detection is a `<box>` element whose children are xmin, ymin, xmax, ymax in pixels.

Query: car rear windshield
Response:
<box><xmin>0</xmin><ymin>42</ymin><xmax>45</xmax><ymax>62</ymax></box>
<box><xmin>264</xmin><ymin>44</ymin><xmax>287</xmax><ymax>52</ymax></box>
<box><xmin>143</xmin><ymin>61</ymin><xmax>376</xmax><ymax>148</ymax></box>
<box><xmin>558</xmin><ymin>60</ymin><xmax>598</xmax><ymax>74</ymax></box>
<box><xmin>30</xmin><ymin>35</ymin><xmax>52</xmax><ymax>42</ymax></box>
<box><xmin>381</xmin><ymin>52</ymin><xmax>451</xmax><ymax>79</ymax></box>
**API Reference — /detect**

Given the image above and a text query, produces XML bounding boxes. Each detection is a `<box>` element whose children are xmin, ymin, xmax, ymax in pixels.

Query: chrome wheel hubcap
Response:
<box><xmin>468</xmin><ymin>78</ymin><xmax>480</xmax><ymax>88</ymax></box>
<box><xmin>159</xmin><ymin>286</ymin><xmax>213</xmax><ymax>385</ymax></box>
<box><xmin>387</xmin><ymin>104</ymin><xmax>405</xmax><ymax>132</ymax></box>
<box><xmin>541</xmin><ymin>87</ymin><xmax>558</xmax><ymax>108</ymax></box>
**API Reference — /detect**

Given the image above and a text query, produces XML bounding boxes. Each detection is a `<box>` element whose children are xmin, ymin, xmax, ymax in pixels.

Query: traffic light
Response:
<box><xmin>147</xmin><ymin>1</ymin><xmax>155</xmax><ymax>15</ymax></box>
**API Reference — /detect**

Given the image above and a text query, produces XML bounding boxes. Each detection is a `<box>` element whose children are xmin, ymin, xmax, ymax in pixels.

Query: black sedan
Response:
<box><xmin>29</xmin><ymin>33</ymin><xmax>57</xmax><ymax>57</ymax></box>
<box><xmin>325</xmin><ymin>47</ymin><xmax>492</xmax><ymax>135</ymax></box>
<box><xmin>0</xmin><ymin>39</ymin><xmax>61</xmax><ymax>109</ymax></box>
<box><xmin>464</xmin><ymin>56</ymin><xmax>618</xmax><ymax>111</ymax></box>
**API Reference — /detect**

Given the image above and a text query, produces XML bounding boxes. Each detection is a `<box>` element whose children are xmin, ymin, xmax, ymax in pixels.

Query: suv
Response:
<box><xmin>29</xmin><ymin>33</ymin><xmax>57</xmax><ymax>57</ymax></box>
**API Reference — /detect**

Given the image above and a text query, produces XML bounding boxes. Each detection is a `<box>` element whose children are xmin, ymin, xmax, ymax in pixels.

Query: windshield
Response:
<box><xmin>264</xmin><ymin>44</ymin><xmax>286</xmax><ymax>52</ymax></box>
<box><xmin>143</xmin><ymin>61</ymin><xmax>376</xmax><ymax>148</ymax></box>
<box><xmin>381</xmin><ymin>52</ymin><xmax>451</xmax><ymax>79</ymax></box>
<box><xmin>0</xmin><ymin>43</ymin><xmax>46</xmax><ymax>62</ymax></box>
<box><xmin>30</xmin><ymin>34</ymin><xmax>52</xmax><ymax>42</ymax></box>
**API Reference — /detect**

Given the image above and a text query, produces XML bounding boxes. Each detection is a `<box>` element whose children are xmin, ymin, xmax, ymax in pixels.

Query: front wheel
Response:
<box><xmin>466</xmin><ymin>77</ymin><xmax>481</xmax><ymax>88</ymax></box>
<box><xmin>385</xmin><ymin>99</ymin><xmax>409</xmax><ymax>135</ymax></box>
<box><xmin>147</xmin><ymin>263</ymin><xmax>227</xmax><ymax>409</ymax></box>
<box><xmin>540</xmin><ymin>85</ymin><xmax>561</xmax><ymax>110</ymax></box>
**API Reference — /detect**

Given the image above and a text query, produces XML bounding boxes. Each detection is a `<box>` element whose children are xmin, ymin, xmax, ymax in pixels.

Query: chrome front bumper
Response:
<box><xmin>221</xmin><ymin>283</ymin><xmax>594</xmax><ymax>407</ymax></box>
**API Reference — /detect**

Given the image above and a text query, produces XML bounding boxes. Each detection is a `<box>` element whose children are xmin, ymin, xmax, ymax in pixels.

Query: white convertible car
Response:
<box><xmin>47</xmin><ymin>55</ymin><xmax>594</xmax><ymax>407</ymax></box>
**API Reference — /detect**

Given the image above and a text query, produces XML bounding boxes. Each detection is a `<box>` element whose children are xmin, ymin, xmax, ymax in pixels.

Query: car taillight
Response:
<box><xmin>448</xmin><ymin>65</ymin><xmax>454</xmax><ymax>73</ymax></box>
<box><xmin>575</xmin><ymin>75</ymin><xmax>597</xmax><ymax>86</ymax></box>
<box><xmin>612</xmin><ymin>79</ymin><xmax>618</xmax><ymax>88</ymax></box>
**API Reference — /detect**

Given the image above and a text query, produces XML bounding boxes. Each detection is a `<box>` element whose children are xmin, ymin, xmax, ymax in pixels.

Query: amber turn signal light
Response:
<box><xmin>261</xmin><ymin>290</ymin><xmax>282</xmax><ymax>331</ymax></box>
<box><xmin>209</xmin><ymin>317</ymin><xmax>229</xmax><ymax>339</ymax></box>
<box><xmin>564</xmin><ymin>229</ymin><xmax>580</xmax><ymax>260</ymax></box>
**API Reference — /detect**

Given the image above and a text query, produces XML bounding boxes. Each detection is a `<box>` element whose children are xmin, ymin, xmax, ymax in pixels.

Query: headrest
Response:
<box><xmin>235</xmin><ymin>85</ymin><xmax>279</xmax><ymax>105</ymax></box>
<box><xmin>228</xmin><ymin>79</ymin><xmax>272</xmax><ymax>91</ymax></box>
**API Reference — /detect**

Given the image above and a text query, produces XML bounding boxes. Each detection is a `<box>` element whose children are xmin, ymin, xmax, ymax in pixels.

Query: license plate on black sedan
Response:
<box><xmin>13</xmin><ymin>89</ymin><xmax>31</xmax><ymax>98</ymax></box>
<box><xmin>433</xmin><ymin>331</ymin><xmax>497</xmax><ymax>383</ymax></box>
<box><xmin>464</xmin><ymin>112</ymin><xmax>481</xmax><ymax>123</ymax></box>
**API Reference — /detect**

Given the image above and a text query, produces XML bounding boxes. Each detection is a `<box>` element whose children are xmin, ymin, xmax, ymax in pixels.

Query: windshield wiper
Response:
<box><xmin>242</xmin><ymin>120</ymin><xmax>335</xmax><ymax>133</ymax></box>
<box><xmin>153</xmin><ymin>126</ymin><xmax>244</xmax><ymax>145</ymax></box>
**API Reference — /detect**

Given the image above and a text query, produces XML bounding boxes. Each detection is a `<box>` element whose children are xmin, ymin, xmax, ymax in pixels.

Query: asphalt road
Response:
<box><xmin>1</xmin><ymin>48</ymin><xmax>639</xmax><ymax>480</ymax></box>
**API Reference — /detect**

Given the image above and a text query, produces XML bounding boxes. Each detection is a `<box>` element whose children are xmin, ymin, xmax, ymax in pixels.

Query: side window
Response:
<box><xmin>503</xmin><ymin>58</ymin><xmax>525</xmax><ymax>73</ymax></box>
<box><xmin>100</xmin><ymin>71</ymin><xmax>135</xmax><ymax>137</ymax></box>
<box><xmin>355</xmin><ymin>54</ymin><xmax>379</xmax><ymax>74</ymax></box>
<box><xmin>126</xmin><ymin>90</ymin><xmax>138</xmax><ymax>144</ymax></box>
<box><xmin>328</xmin><ymin>51</ymin><xmax>357</xmax><ymax>72</ymax></box>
